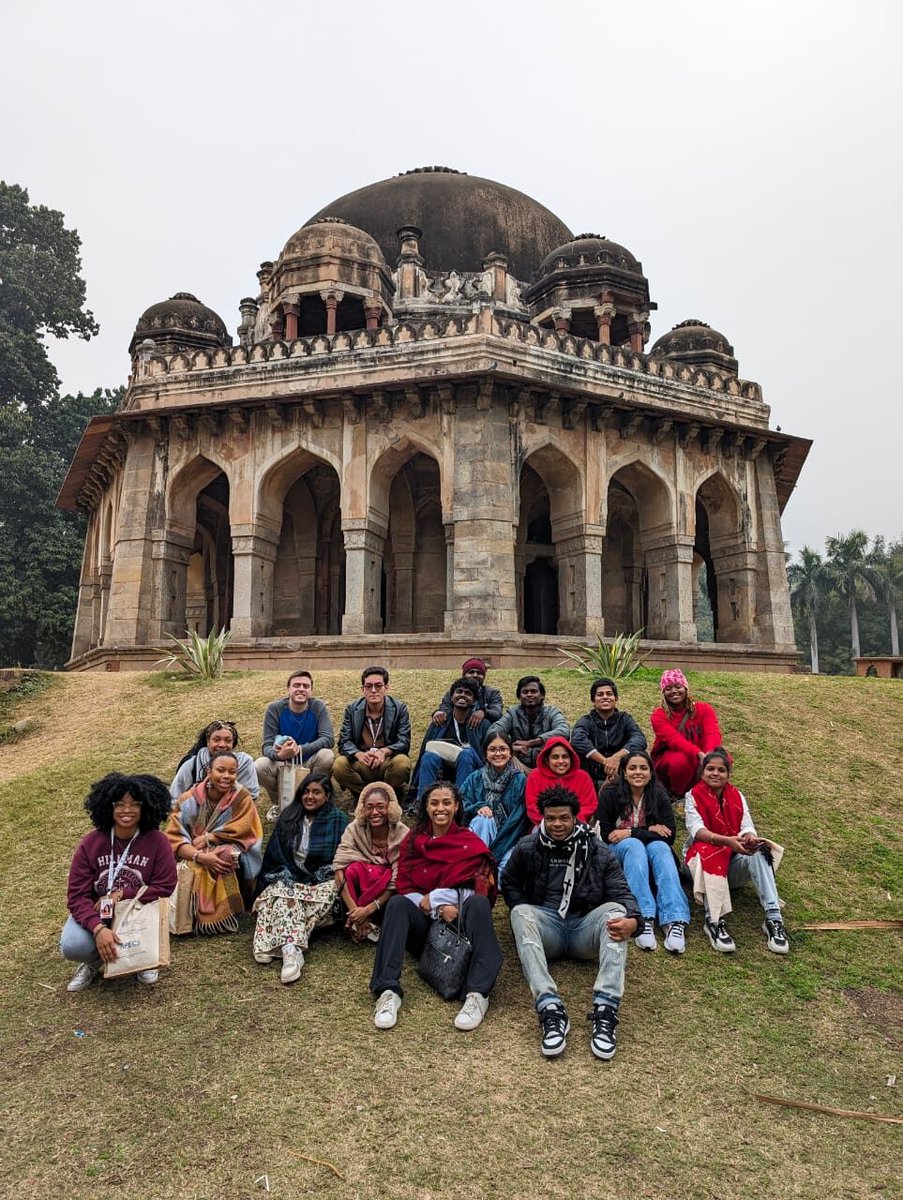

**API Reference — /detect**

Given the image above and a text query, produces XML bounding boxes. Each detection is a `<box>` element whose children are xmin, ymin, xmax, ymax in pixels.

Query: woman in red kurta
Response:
<box><xmin>649</xmin><ymin>669</ymin><xmax>722</xmax><ymax>798</ymax></box>
<box><xmin>525</xmin><ymin>736</ymin><xmax>597</xmax><ymax>825</ymax></box>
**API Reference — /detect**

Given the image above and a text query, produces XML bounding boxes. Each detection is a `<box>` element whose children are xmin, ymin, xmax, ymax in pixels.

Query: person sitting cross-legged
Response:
<box><xmin>488</xmin><ymin>676</ymin><xmax>569</xmax><ymax>771</ymax></box>
<box><xmin>597</xmin><ymin>750</ymin><xmax>690</xmax><ymax>955</ymax></box>
<box><xmin>332</xmin><ymin>667</ymin><xmax>412</xmax><ymax>800</ymax></box>
<box><xmin>410</xmin><ymin>677</ymin><xmax>490</xmax><ymax>800</ymax></box>
<box><xmin>253</xmin><ymin>670</ymin><xmax>335</xmax><ymax>814</ymax></box>
<box><xmin>430</xmin><ymin>657</ymin><xmax>504</xmax><ymax>730</ymax></box>
<box><xmin>503</xmin><ymin>784</ymin><xmax>641</xmax><ymax>1061</ymax></box>
<box><xmin>570</xmin><ymin>677</ymin><xmax>647</xmax><ymax>792</ymax></box>
<box><xmin>685</xmin><ymin>748</ymin><xmax>789</xmax><ymax>956</ymax></box>
<box><xmin>649</xmin><ymin>668</ymin><xmax>721</xmax><ymax>799</ymax></box>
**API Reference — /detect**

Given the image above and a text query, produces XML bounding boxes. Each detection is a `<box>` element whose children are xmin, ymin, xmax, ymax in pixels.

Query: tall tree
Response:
<box><xmin>870</xmin><ymin>535</ymin><xmax>903</xmax><ymax>657</ymax></box>
<box><xmin>0</xmin><ymin>182</ymin><xmax>110</xmax><ymax>668</ymax></box>
<box><xmin>788</xmin><ymin>546</ymin><xmax>828</xmax><ymax>673</ymax></box>
<box><xmin>825</xmin><ymin>530</ymin><xmax>882</xmax><ymax>662</ymax></box>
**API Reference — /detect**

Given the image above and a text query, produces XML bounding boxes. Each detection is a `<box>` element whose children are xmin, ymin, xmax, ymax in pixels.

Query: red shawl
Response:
<box><xmin>685</xmin><ymin>779</ymin><xmax>744</xmax><ymax>877</ymax></box>
<box><xmin>395</xmin><ymin>823</ymin><xmax>496</xmax><ymax>902</ymax></box>
<box><xmin>525</xmin><ymin>735</ymin><xmax>597</xmax><ymax>825</ymax></box>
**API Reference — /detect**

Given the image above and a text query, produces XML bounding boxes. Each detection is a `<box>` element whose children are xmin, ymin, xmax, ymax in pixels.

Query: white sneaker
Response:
<box><xmin>374</xmin><ymin>989</ymin><xmax>402</xmax><ymax>1029</ymax></box>
<box><xmin>664</xmin><ymin>923</ymin><xmax>687</xmax><ymax>955</ymax></box>
<box><xmin>454</xmin><ymin>992</ymin><xmax>489</xmax><ymax>1031</ymax></box>
<box><xmin>136</xmin><ymin>969</ymin><xmax>159</xmax><ymax>985</ymax></box>
<box><xmin>254</xmin><ymin>950</ymin><xmax>275</xmax><ymax>965</ymax></box>
<box><xmin>635</xmin><ymin>919</ymin><xmax>658</xmax><ymax>951</ymax></box>
<box><xmin>67</xmin><ymin>962</ymin><xmax>98</xmax><ymax>992</ymax></box>
<box><xmin>280</xmin><ymin>944</ymin><xmax>303</xmax><ymax>984</ymax></box>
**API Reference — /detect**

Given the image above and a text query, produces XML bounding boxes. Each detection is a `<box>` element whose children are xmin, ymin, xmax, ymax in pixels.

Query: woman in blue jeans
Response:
<box><xmin>597</xmin><ymin>750</ymin><xmax>690</xmax><ymax>955</ymax></box>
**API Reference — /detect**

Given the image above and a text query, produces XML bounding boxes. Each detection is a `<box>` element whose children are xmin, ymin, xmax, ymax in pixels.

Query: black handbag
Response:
<box><xmin>417</xmin><ymin>903</ymin><xmax>472</xmax><ymax>1000</ymax></box>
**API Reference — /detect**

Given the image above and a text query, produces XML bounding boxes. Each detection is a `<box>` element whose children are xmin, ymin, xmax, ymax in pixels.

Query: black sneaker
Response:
<box><xmin>538</xmin><ymin>1002</ymin><xmax>570</xmax><ymax>1057</ymax></box>
<box><xmin>588</xmin><ymin>1003</ymin><xmax>619</xmax><ymax>1060</ymax></box>
<box><xmin>704</xmin><ymin>915</ymin><xmax>736</xmax><ymax>953</ymax></box>
<box><xmin>762</xmin><ymin>917</ymin><xmax>790</xmax><ymax>955</ymax></box>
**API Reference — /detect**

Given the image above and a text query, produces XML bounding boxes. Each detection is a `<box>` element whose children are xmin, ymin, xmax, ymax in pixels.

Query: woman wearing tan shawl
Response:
<box><xmin>333</xmin><ymin>781</ymin><xmax>410</xmax><ymax>943</ymax></box>
<box><xmin>166</xmin><ymin>750</ymin><xmax>263</xmax><ymax>934</ymax></box>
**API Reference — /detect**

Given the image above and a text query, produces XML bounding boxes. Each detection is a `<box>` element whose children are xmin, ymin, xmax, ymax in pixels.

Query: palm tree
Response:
<box><xmin>825</xmin><ymin>530</ymin><xmax>882</xmax><ymax>661</ymax></box>
<box><xmin>870</xmin><ymin>536</ymin><xmax>903</xmax><ymax>656</ymax></box>
<box><xmin>787</xmin><ymin>547</ymin><xmax>828</xmax><ymax>672</ymax></box>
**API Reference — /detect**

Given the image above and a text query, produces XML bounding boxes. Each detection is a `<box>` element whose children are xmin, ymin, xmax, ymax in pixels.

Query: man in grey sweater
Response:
<box><xmin>253</xmin><ymin>670</ymin><xmax>335</xmax><ymax>807</ymax></box>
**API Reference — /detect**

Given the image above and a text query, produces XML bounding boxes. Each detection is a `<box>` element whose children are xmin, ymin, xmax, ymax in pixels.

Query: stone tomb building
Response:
<box><xmin>59</xmin><ymin>167</ymin><xmax>810</xmax><ymax>671</ymax></box>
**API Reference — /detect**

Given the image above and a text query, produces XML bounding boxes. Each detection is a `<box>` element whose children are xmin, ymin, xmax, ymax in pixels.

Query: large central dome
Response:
<box><xmin>305</xmin><ymin>167</ymin><xmax>573</xmax><ymax>279</ymax></box>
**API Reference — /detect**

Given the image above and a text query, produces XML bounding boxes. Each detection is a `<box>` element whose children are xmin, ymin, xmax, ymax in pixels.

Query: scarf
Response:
<box><xmin>258</xmin><ymin>800</ymin><xmax>349</xmax><ymax>891</ymax></box>
<box><xmin>166</xmin><ymin>780</ymin><xmax>263</xmax><ymax>930</ymax></box>
<box><xmin>538</xmin><ymin>820</ymin><xmax>592</xmax><ymax>918</ymax></box>
<box><xmin>332</xmin><ymin>818</ymin><xmax>410</xmax><ymax>885</ymax></box>
<box><xmin>395</xmin><ymin>822</ymin><xmax>497</xmax><ymax>902</ymax></box>
<box><xmin>480</xmin><ymin>759</ymin><xmax>518</xmax><ymax>820</ymax></box>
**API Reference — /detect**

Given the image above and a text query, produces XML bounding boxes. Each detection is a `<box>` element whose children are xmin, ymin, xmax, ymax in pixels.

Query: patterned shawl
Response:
<box><xmin>256</xmin><ymin>799</ymin><xmax>350</xmax><ymax>893</ymax></box>
<box><xmin>395</xmin><ymin>823</ymin><xmax>497</xmax><ymax>903</ymax></box>
<box><xmin>166</xmin><ymin>780</ymin><xmax>263</xmax><ymax>931</ymax></box>
<box><xmin>332</xmin><ymin>818</ymin><xmax>410</xmax><ymax>885</ymax></box>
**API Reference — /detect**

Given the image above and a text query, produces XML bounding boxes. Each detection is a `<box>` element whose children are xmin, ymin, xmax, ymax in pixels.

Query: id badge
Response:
<box><xmin>99</xmin><ymin>895</ymin><xmax>115</xmax><ymax>921</ymax></box>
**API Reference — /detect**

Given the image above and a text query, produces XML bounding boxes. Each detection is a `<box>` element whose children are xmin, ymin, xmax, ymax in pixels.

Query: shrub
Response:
<box><xmin>557</xmin><ymin>630</ymin><xmax>650</xmax><ymax>679</ymax></box>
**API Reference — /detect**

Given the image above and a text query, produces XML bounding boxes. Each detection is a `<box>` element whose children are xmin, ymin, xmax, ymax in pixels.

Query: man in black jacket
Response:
<box><xmin>332</xmin><ymin>666</ymin><xmax>412</xmax><ymax>799</ymax></box>
<box><xmin>502</xmin><ymin>784</ymin><xmax>640</xmax><ymax>1060</ymax></box>
<box><xmin>570</xmin><ymin>677</ymin><xmax>646</xmax><ymax>790</ymax></box>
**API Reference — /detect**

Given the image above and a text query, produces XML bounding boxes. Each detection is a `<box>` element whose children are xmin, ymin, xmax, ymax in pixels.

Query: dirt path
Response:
<box><xmin>0</xmin><ymin>673</ymin><xmax>141</xmax><ymax>783</ymax></box>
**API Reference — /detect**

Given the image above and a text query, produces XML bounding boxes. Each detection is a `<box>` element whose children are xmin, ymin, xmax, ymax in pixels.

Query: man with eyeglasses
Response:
<box><xmin>333</xmin><ymin>666</ymin><xmax>412</xmax><ymax>800</ymax></box>
<box><xmin>254</xmin><ymin>670</ymin><xmax>335</xmax><ymax>810</ymax></box>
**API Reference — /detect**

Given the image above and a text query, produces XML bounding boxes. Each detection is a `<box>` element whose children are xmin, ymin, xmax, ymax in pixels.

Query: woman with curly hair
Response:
<box><xmin>371</xmin><ymin>781</ymin><xmax>502</xmax><ymax>1034</ymax></box>
<box><xmin>62</xmin><ymin>772</ymin><xmax>177</xmax><ymax>993</ymax></box>
<box><xmin>597</xmin><ymin>750</ymin><xmax>691</xmax><ymax>954</ymax></box>
<box><xmin>649</xmin><ymin>669</ymin><xmax>722</xmax><ymax>798</ymax></box>
<box><xmin>169</xmin><ymin>719</ymin><xmax>259</xmax><ymax>802</ymax></box>
<box><xmin>166</xmin><ymin>749</ymin><xmax>263</xmax><ymax>935</ymax></box>
<box><xmin>251</xmin><ymin>774</ymin><xmax>349</xmax><ymax>983</ymax></box>
<box><xmin>333</xmin><ymin>782</ymin><xmax>410</xmax><ymax>943</ymax></box>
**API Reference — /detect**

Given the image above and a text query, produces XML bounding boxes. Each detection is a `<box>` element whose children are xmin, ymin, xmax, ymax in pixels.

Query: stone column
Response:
<box><xmin>443</xmin><ymin>523</ymin><xmax>455</xmax><ymax>632</ymax></box>
<box><xmin>754</xmin><ymin>454</ymin><xmax>797</xmax><ymax>647</ymax></box>
<box><xmin>269</xmin><ymin>310</ymin><xmax>284</xmax><ymax>342</ymax></box>
<box><xmin>710</xmin><ymin>547</ymin><xmax>757</xmax><ymax>642</ymax></box>
<box><xmin>322</xmin><ymin>290</ymin><xmax>344</xmax><ymax>336</ymax></box>
<box><xmin>230</xmin><ymin>522</ymin><xmax>280</xmax><ymax>638</ymax></box>
<box><xmin>364</xmin><ymin>301</ymin><xmax>382</xmax><ymax>331</ymax></box>
<box><xmin>628</xmin><ymin>310</ymin><xmax>648</xmax><ymax>353</ymax></box>
<box><xmin>103</xmin><ymin>429</ymin><xmax>160</xmax><ymax>646</ymax></box>
<box><xmin>643</xmin><ymin>536</ymin><xmax>697</xmax><ymax>642</ymax></box>
<box><xmin>282</xmin><ymin>299</ymin><xmax>299</xmax><ymax>341</ymax></box>
<box><xmin>595</xmin><ymin>292</ymin><xmax>615</xmax><ymax>344</ymax></box>
<box><xmin>150</xmin><ymin>528</ymin><xmax>194</xmax><ymax>637</ymax></box>
<box><xmin>553</xmin><ymin>307</ymin><xmax>572</xmax><ymax>335</ymax></box>
<box><xmin>237</xmin><ymin>297</ymin><xmax>259</xmax><ymax>348</ymax></box>
<box><xmin>482</xmin><ymin>252</ymin><xmax>509</xmax><ymax>302</ymax></box>
<box><xmin>341</xmin><ymin>519</ymin><xmax>386</xmax><ymax>634</ymax></box>
<box><xmin>555</xmin><ymin>527</ymin><xmax>605</xmax><ymax>637</ymax></box>
<box><xmin>395</xmin><ymin>226</ymin><xmax>424</xmax><ymax>301</ymax></box>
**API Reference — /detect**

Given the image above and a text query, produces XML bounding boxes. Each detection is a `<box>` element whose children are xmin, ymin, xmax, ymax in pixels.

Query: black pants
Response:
<box><xmin>369</xmin><ymin>893</ymin><xmax>503</xmax><ymax>999</ymax></box>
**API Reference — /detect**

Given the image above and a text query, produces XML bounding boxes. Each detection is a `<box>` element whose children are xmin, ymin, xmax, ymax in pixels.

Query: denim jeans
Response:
<box><xmin>722</xmin><ymin>849</ymin><xmax>781</xmax><ymax>916</ymax></box>
<box><xmin>60</xmin><ymin>916</ymin><xmax>101</xmax><ymax>965</ymax></box>
<box><xmin>509</xmin><ymin>902</ymin><xmax>628</xmax><ymax>1009</ymax></box>
<box><xmin>467</xmin><ymin>814</ymin><xmax>513</xmax><ymax>878</ymax></box>
<box><xmin>416</xmin><ymin>746</ymin><xmax>482</xmax><ymax>798</ymax></box>
<box><xmin>611</xmin><ymin>838</ymin><xmax>690</xmax><ymax>926</ymax></box>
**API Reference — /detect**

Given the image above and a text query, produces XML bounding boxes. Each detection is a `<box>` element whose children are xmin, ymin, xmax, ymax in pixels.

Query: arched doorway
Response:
<box><xmin>695</xmin><ymin>473</ymin><xmax>750</xmax><ymax>642</ymax></box>
<box><xmin>603</xmin><ymin>463</ymin><xmax>674</xmax><ymax>640</ymax></box>
<box><xmin>382</xmin><ymin>453</ymin><xmax>446</xmax><ymax>633</ymax></box>
<box><xmin>163</xmin><ymin>456</ymin><xmax>233</xmax><ymax>638</ymax></box>
<box><xmin>518</xmin><ymin>466</ymin><xmax>559</xmax><ymax>634</ymax></box>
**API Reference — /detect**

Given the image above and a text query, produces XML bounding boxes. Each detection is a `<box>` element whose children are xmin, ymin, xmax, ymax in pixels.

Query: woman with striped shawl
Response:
<box><xmin>251</xmin><ymin>773</ymin><xmax>350</xmax><ymax>984</ymax></box>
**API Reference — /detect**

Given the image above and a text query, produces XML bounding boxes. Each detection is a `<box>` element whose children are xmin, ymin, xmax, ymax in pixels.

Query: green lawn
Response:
<box><xmin>1</xmin><ymin>667</ymin><xmax>901</xmax><ymax>1199</ymax></box>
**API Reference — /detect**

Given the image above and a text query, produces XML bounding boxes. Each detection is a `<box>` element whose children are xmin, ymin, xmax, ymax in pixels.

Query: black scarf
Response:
<box><xmin>538</xmin><ymin>820</ymin><xmax>591</xmax><ymax>917</ymax></box>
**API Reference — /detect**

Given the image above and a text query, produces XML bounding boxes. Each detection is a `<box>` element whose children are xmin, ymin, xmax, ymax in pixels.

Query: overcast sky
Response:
<box><xmin>4</xmin><ymin>0</ymin><xmax>901</xmax><ymax>554</ymax></box>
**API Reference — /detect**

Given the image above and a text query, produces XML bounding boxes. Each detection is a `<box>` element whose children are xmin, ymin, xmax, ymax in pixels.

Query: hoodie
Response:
<box><xmin>524</xmin><ymin>735</ymin><xmax>598</xmax><ymax>826</ymax></box>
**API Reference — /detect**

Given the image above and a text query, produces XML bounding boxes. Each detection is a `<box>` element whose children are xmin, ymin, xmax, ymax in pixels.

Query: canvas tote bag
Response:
<box><xmin>103</xmin><ymin>885</ymin><xmax>171</xmax><ymax>978</ymax></box>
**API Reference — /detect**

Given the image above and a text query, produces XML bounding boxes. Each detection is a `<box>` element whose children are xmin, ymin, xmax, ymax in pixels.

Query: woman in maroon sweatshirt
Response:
<box><xmin>62</xmin><ymin>772</ymin><xmax>177</xmax><ymax>993</ymax></box>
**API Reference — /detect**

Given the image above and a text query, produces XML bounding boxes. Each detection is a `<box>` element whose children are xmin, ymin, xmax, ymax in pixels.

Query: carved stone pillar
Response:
<box><xmin>709</xmin><ymin>546</ymin><xmax>757</xmax><ymax>642</ymax></box>
<box><xmin>103</xmin><ymin>429</ymin><xmax>159</xmax><ymax>645</ymax></box>
<box><xmin>321</xmin><ymin>290</ymin><xmax>344</xmax><ymax>336</ymax></box>
<box><xmin>595</xmin><ymin>292</ymin><xmax>615</xmax><ymax>345</ymax></box>
<box><xmin>643</xmin><ymin>537</ymin><xmax>696</xmax><ymax>642</ymax></box>
<box><xmin>150</xmin><ymin>529</ymin><xmax>194</xmax><ymax>638</ymax></box>
<box><xmin>443</xmin><ymin>523</ymin><xmax>455</xmax><ymax>632</ymax></box>
<box><xmin>282</xmin><ymin>299</ymin><xmax>299</xmax><ymax>341</ymax></box>
<box><xmin>482</xmin><ymin>251</ymin><xmax>509</xmax><ymax>302</ymax></box>
<box><xmin>364</xmin><ymin>301</ymin><xmax>382</xmax><ymax>331</ymax></box>
<box><xmin>628</xmin><ymin>309</ymin><xmax>649</xmax><ymax>353</ymax></box>
<box><xmin>341</xmin><ymin>519</ymin><xmax>386</xmax><ymax>634</ymax></box>
<box><xmin>237</xmin><ymin>297</ymin><xmax>259</xmax><ymax>348</ymax></box>
<box><xmin>555</xmin><ymin>527</ymin><xmax>605</xmax><ymax>637</ymax></box>
<box><xmin>269</xmin><ymin>310</ymin><xmax>284</xmax><ymax>342</ymax></box>
<box><xmin>395</xmin><ymin>226</ymin><xmax>425</xmax><ymax>300</ymax></box>
<box><xmin>553</xmin><ymin>307</ymin><xmax>572</xmax><ymax>335</ymax></box>
<box><xmin>754</xmin><ymin>455</ymin><xmax>796</xmax><ymax>647</ymax></box>
<box><xmin>230</xmin><ymin>521</ymin><xmax>280</xmax><ymax>638</ymax></box>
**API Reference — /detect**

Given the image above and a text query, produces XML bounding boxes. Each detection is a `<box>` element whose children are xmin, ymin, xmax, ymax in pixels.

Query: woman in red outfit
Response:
<box><xmin>649</xmin><ymin>669</ymin><xmax>722</xmax><ymax>798</ymax></box>
<box><xmin>525</xmin><ymin>736</ymin><xmax>597</xmax><ymax>825</ymax></box>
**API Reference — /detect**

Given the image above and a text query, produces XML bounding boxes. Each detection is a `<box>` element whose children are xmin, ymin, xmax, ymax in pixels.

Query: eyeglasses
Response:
<box><xmin>362</xmin><ymin>682</ymin><xmax>385</xmax><ymax>691</ymax></box>
<box><xmin>113</xmin><ymin>799</ymin><xmax>142</xmax><ymax>809</ymax></box>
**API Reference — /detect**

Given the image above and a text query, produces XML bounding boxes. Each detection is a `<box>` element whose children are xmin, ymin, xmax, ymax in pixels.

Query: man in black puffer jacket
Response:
<box><xmin>502</xmin><ymin>784</ymin><xmax>640</xmax><ymax>1061</ymax></box>
<box><xmin>570</xmin><ymin>677</ymin><xmax>647</xmax><ymax>790</ymax></box>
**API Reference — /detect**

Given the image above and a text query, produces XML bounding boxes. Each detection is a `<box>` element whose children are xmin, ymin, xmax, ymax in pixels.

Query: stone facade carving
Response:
<box><xmin>59</xmin><ymin>168</ymin><xmax>811</xmax><ymax>671</ymax></box>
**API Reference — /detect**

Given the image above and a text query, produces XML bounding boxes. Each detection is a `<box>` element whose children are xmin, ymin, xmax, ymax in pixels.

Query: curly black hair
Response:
<box><xmin>537</xmin><ymin>784</ymin><xmax>580</xmax><ymax>815</ymax></box>
<box><xmin>414</xmin><ymin>780</ymin><xmax>464</xmax><ymax>829</ymax></box>
<box><xmin>84</xmin><ymin>773</ymin><xmax>172</xmax><ymax>832</ymax></box>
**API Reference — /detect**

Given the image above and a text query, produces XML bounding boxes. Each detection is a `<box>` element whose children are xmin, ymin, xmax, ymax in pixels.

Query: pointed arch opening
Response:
<box><xmin>381</xmin><ymin>452</ymin><xmax>446</xmax><ymax>633</ymax></box>
<box><xmin>603</xmin><ymin>462</ymin><xmax>674</xmax><ymax>639</ymax></box>
<box><xmin>695</xmin><ymin>471</ymin><xmax>750</xmax><ymax>642</ymax></box>
<box><xmin>163</xmin><ymin>456</ymin><xmax>233</xmax><ymax>638</ymax></box>
<box><xmin>517</xmin><ymin>445</ymin><xmax>584</xmax><ymax>635</ymax></box>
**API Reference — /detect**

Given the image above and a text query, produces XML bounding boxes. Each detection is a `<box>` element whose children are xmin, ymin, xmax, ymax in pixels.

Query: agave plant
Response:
<box><xmin>557</xmin><ymin>630</ymin><xmax>650</xmax><ymax>679</ymax></box>
<box><xmin>157</xmin><ymin>627</ymin><xmax>233</xmax><ymax>680</ymax></box>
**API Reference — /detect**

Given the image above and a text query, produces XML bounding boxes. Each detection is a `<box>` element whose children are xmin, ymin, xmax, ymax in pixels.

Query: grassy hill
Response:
<box><xmin>1</xmin><ymin>667</ymin><xmax>901</xmax><ymax>1200</ymax></box>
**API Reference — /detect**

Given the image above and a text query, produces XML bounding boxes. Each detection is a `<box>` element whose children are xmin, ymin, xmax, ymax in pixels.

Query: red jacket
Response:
<box><xmin>525</xmin><ymin>736</ymin><xmax>598</xmax><ymax>825</ymax></box>
<box><xmin>650</xmin><ymin>701</ymin><xmax>722</xmax><ymax>761</ymax></box>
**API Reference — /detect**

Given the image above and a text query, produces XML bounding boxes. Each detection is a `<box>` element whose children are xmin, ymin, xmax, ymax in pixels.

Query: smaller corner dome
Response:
<box><xmin>538</xmin><ymin>234</ymin><xmax>641</xmax><ymax>278</ymax></box>
<box><xmin>280</xmin><ymin>216</ymin><xmax>388</xmax><ymax>268</ymax></box>
<box><xmin>130</xmin><ymin>292</ymin><xmax>228</xmax><ymax>355</ymax></box>
<box><xmin>650</xmin><ymin>319</ymin><xmax>735</xmax><ymax>358</ymax></box>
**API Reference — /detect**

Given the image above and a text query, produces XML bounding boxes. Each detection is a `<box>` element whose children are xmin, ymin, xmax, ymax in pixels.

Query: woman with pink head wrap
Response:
<box><xmin>649</xmin><ymin>669</ymin><xmax>722</xmax><ymax>799</ymax></box>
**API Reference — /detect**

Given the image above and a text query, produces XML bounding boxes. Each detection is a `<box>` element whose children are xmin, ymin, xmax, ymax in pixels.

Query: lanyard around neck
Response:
<box><xmin>108</xmin><ymin>831</ymin><xmax>137</xmax><ymax>893</ymax></box>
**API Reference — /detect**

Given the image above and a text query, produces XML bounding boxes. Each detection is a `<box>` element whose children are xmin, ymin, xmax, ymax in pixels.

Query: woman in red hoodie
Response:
<box><xmin>649</xmin><ymin>669</ymin><xmax>722</xmax><ymax>799</ymax></box>
<box><xmin>525</xmin><ymin>736</ymin><xmax>597</xmax><ymax>825</ymax></box>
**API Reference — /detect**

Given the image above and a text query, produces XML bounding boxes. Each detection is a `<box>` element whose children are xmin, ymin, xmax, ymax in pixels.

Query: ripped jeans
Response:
<box><xmin>509</xmin><ymin>901</ymin><xmax>628</xmax><ymax>1010</ymax></box>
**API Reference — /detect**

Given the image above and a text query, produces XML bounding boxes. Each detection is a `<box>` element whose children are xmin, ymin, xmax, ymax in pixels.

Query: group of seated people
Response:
<box><xmin>61</xmin><ymin>661</ymin><xmax>789</xmax><ymax>1061</ymax></box>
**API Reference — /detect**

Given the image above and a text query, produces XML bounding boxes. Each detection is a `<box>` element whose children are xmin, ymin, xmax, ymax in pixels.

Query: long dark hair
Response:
<box><xmin>84</xmin><ymin>773</ymin><xmax>172</xmax><ymax>833</ymax></box>
<box><xmin>613</xmin><ymin>750</ymin><xmax>674</xmax><ymax>826</ymax></box>
<box><xmin>414</xmin><ymin>781</ymin><xmax>464</xmax><ymax>830</ymax></box>
<box><xmin>277</xmin><ymin>773</ymin><xmax>334</xmax><ymax>843</ymax></box>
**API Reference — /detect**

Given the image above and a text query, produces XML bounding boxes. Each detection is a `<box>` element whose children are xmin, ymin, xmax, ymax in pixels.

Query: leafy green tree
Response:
<box><xmin>788</xmin><ymin>546</ymin><xmax>828</xmax><ymax>673</ymax></box>
<box><xmin>825</xmin><ymin>529</ymin><xmax>882</xmax><ymax>662</ymax></box>
<box><xmin>0</xmin><ymin>182</ymin><xmax>113</xmax><ymax>668</ymax></box>
<box><xmin>870</xmin><ymin>535</ymin><xmax>903</xmax><ymax>657</ymax></box>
